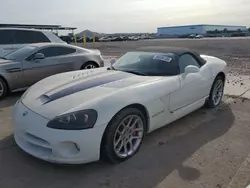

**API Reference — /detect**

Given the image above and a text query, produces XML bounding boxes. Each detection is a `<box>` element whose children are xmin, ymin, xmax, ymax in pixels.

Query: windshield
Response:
<box><xmin>112</xmin><ymin>51</ymin><xmax>179</xmax><ymax>76</ymax></box>
<box><xmin>4</xmin><ymin>46</ymin><xmax>37</xmax><ymax>61</ymax></box>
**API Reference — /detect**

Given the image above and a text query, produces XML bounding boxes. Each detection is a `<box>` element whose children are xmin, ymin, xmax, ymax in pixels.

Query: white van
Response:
<box><xmin>0</xmin><ymin>28</ymin><xmax>66</xmax><ymax>57</ymax></box>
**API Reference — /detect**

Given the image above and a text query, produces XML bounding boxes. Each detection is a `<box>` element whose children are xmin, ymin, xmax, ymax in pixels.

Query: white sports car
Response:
<box><xmin>13</xmin><ymin>47</ymin><xmax>227</xmax><ymax>164</ymax></box>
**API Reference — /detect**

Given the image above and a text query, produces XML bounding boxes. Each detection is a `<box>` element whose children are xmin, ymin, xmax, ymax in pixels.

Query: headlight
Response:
<box><xmin>47</xmin><ymin>109</ymin><xmax>98</xmax><ymax>130</ymax></box>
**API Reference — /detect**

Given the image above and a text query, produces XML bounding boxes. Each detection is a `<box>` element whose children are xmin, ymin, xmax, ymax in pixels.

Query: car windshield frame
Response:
<box><xmin>112</xmin><ymin>51</ymin><xmax>179</xmax><ymax>76</ymax></box>
<box><xmin>4</xmin><ymin>45</ymin><xmax>37</xmax><ymax>61</ymax></box>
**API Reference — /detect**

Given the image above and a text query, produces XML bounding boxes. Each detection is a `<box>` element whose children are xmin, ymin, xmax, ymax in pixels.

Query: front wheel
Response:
<box><xmin>206</xmin><ymin>75</ymin><xmax>224</xmax><ymax>108</ymax></box>
<box><xmin>0</xmin><ymin>77</ymin><xmax>8</xmax><ymax>100</ymax></box>
<box><xmin>102</xmin><ymin>108</ymin><xmax>146</xmax><ymax>163</ymax></box>
<box><xmin>81</xmin><ymin>62</ymin><xmax>98</xmax><ymax>70</ymax></box>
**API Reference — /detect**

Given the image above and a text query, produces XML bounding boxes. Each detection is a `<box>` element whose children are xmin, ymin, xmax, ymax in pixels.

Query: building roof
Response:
<box><xmin>158</xmin><ymin>24</ymin><xmax>247</xmax><ymax>29</ymax></box>
<box><xmin>0</xmin><ymin>23</ymin><xmax>77</xmax><ymax>30</ymax></box>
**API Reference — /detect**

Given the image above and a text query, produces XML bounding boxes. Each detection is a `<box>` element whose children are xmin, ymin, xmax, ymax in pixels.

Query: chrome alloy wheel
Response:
<box><xmin>212</xmin><ymin>79</ymin><xmax>224</xmax><ymax>106</ymax></box>
<box><xmin>84</xmin><ymin>64</ymin><xmax>96</xmax><ymax>69</ymax></box>
<box><xmin>113</xmin><ymin>115</ymin><xmax>144</xmax><ymax>158</ymax></box>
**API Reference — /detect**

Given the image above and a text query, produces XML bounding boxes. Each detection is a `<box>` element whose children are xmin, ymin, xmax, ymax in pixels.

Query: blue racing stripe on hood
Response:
<box><xmin>44</xmin><ymin>72</ymin><xmax>133</xmax><ymax>103</ymax></box>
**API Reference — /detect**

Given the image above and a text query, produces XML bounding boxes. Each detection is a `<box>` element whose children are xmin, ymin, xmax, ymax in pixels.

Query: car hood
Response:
<box><xmin>22</xmin><ymin>68</ymin><xmax>162</xmax><ymax>119</ymax></box>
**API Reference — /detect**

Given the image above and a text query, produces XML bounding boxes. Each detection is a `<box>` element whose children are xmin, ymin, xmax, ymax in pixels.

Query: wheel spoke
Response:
<box><xmin>117</xmin><ymin>128</ymin><xmax>125</xmax><ymax>135</ymax></box>
<box><xmin>128</xmin><ymin>140</ymin><xmax>134</xmax><ymax>152</ymax></box>
<box><xmin>121</xmin><ymin>122</ymin><xmax>126</xmax><ymax>129</ymax></box>
<box><xmin>117</xmin><ymin>141</ymin><xmax>124</xmax><ymax>152</ymax></box>
<box><xmin>132</xmin><ymin>135</ymin><xmax>142</xmax><ymax>140</ymax></box>
<box><xmin>216</xmin><ymin>84</ymin><xmax>221</xmax><ymax>91</ymax></box>
<box><xmin>124</xmin><ymin>142</ymin><xmax>128</xmax><ymax>155</ymax></box>
<box><xmin>217</xmin><ymin>92</ymin><xmax>223</xmax><ymax>97</ymax></box>
<box><xmin>132</xmin><ymin>127</ymin><xmax>143</xmax><ymax>132</ymax></box>
<box><xmin>126</xmin><ymin>117</ymin><xmax>134</xmax><ymax>127</ymax></box>
<box><xmin>215</xmin><ymin>81</ymin><xmax>223</xmax><ymax>90</ymax></box>
<box><xmin>116</xmin><ymin>123</ymin><xmax>126</xmax><ymax>135</ymax></box>
<box><xmin>115</xmin><ymin>136</ymin><xmax>122</xmax><ymax>147</ymax></box>
<box><xmin>129</xmin><ymin>119</ymin><xmax>139</xmax><ymax>129</ymax></box>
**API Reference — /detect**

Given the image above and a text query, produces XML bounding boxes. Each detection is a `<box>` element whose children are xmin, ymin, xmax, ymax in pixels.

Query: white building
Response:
<box><xmin>157</xmin><ymin>24</ymin><xmax>248</xmax><ymax>37</ymax></box>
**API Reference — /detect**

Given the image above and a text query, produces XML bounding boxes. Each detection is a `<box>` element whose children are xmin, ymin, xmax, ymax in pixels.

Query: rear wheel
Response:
<box><xmin>206</xmin><ymin>76</ymin><xmax>224</xmax><ymax>108</ymax></box>
<box><xmin>102</xmin><ymin>108</ymin><xmax>146</xmax><ymax>164</ymax></box>
<box><xmin>81</xmin><ymin>62</ymin><xmax>98</xmax><ymax>70</ymax></box>
<box><xmin>0</xmin><ymin>77</ymin><xmax>8</xmax><ymax>100</ymax></box>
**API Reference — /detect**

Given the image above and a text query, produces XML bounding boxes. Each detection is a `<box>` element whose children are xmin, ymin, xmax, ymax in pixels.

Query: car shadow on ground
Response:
<box><xmin>0</xmin><ymin>102</ymin><xmax>234</xmax><ymax>188</ymax></box>
<box><xmin>0</xmin><ymin>92</ymin><xmax>23</xmax><ymax>109</ymax></box>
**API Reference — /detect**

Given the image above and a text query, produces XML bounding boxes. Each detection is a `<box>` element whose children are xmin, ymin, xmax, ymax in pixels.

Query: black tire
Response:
<box><xmin>206</xmin><ymin>75</ymin><xmax>224</xmax><ymax>108</ymax></box>
<box><xmin>102</xmin><ymin>108</ymin><xmax>147</xmax><ymax>164</ymax></box>
<box><xmin>80</xmin><ymin>62</ymin><xmax>98</xmax><ymax>70</ymax></box>
<box><xmin>0</xmin><ymin>77</ymin><xmax>8</xmax><ymax>100</ymax></box>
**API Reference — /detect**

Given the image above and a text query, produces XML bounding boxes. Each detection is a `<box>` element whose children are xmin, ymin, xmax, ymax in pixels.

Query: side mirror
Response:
<box><xmin>184</xmin><ymin>65</ymin><xmax>200</xmax><ymax>74</ymax></box>
<box><xmin>33</xmin><ymin>53</ymin><xmax>45</xmax><ymax>60</ymax></box>
<box><xmin>110</xmin><ymin>58</ymin><xmax>116</xmax><ymax>65</ymax></box>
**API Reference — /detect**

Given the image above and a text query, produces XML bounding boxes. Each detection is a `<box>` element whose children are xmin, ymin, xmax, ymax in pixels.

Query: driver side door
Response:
<box><xmin>169</xmin><ymin>53</ymin><xmax>209</xmax><ymax>113</ymax></box>
<box><xmin>22</xmin><ymin>47</ymin><xmax>61</xmax><ymax>87</ymax></box>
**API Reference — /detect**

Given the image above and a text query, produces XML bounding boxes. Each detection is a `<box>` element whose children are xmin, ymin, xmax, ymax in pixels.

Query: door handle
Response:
<box><xmin>6</xmin><ymin>68</ymin><xmax>22</xmax><ymax>73</ymax></box>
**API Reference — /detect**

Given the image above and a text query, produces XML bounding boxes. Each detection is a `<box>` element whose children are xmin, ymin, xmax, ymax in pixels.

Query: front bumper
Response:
<box><xmin>13</xmin><ymin>101</ymin><xmax>106</xmax><ymax>164</ymax></box>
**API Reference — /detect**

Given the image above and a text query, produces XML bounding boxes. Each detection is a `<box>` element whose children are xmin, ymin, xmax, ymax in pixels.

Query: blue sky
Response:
<box><xmin>0</xmin><ymin>0</ymin><xmax>249</xmax><ymax>33</ymax></box>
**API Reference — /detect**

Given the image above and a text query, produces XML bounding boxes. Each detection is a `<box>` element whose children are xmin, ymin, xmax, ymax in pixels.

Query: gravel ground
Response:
<box><xmin>1</xmin><ymin>38</ymin><xmax>250</xmax><ymax>188</ymax></box>
<box><xmin>1</xmin><ymin>96</ymin><xmax>250</xmax><ymax>188</ymax></box>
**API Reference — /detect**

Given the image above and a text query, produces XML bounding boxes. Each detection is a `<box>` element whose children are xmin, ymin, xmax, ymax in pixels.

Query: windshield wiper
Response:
<box><xmin>121</xmin><ymin>70</ymin><xmax>148</xmax><ymax>76</ymax></box>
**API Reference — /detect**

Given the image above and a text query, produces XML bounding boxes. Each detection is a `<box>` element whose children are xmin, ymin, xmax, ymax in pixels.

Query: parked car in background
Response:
<box><xmin>76</xmin><ymin>37</ymin><xmax>83</xmax><ymax>43</ymax></box>
<box><xmin>129</xmin><ymin>36</ymin><xmax>139</xmax><ymax>41</ymax></box>
<box><xmin>60</xmin><ymin>35</ymin><xmax>74</xmax><ymax>43</ymax></box>
<box><xmin>188</xmin><ymin>34</ymin><xmax>196</xmax><ymax>39</ymax></box>
<box><xmin>99</xmin><ymin>36</ymin><xmax>112</xmax><ymax>42</ymax></box>
<box><xmin>195</xmin><ymin>35</ymin><xmax>204</xmax><ymax>39</ymax></box>
<box><xmin>121</xmin><ymin>36</ymin><xmax>129</xmax><ymax>41</ymax></box>
<box><xmin>90</xmin><ymin>36</ymin><xmax>99</xmax><ymax>42</ymax></box>
<box><xmin>0</xmin><ymin>28</ymin><xmax>65</xmax><ymax>57</ymax></box>
<box><xmin>77</xmin><ymin>36</ymin><xmax>99</xmax><ymax>43</ymax></box>
<box><xmin>139</xmin><ymin>35</ymin><xmax>150</xmax><ymax>39</ymax></box>
<box><xmin>110</xmin><ymin>36</ymin><xmax>123</xmax><ymax>42</ymax></box>
<box><xmin>188</xmin><ymin>34</ymin><xmax>204</xmax><ymax>39</ymax></box>
<box><xmin>0</xmin><ymin>43</ymin><xmax>104</xmax><ymax>99</ymax></box>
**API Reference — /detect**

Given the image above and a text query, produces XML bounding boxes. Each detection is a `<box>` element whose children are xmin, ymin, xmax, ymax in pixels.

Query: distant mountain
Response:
<box><xmin>76</xmin><ymin>30</ymin><xmax>155</xmax><ymax>38</ymax></box>
<box><xmin>76</xmin><ymin>29</ymin><xmax>105</xmax><ymax>38</ymax></box>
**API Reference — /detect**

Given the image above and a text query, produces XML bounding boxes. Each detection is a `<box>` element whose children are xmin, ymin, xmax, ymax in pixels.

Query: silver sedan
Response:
<box><xmin>0</xmin><ymin>43</ymin><xmax>104</xmax><ymax>99</ymax></box>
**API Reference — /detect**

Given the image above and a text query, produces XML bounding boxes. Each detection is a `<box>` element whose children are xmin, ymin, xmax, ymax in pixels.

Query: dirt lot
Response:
<box><xmin>1</xmin><ymin>38</ymin><xmax>250</xmax><ymax>188</ymax></box>
<box><xmin>1</xmin><ymin>96</ymin><xmax>250</xmax><ymax>188</ymax></box>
